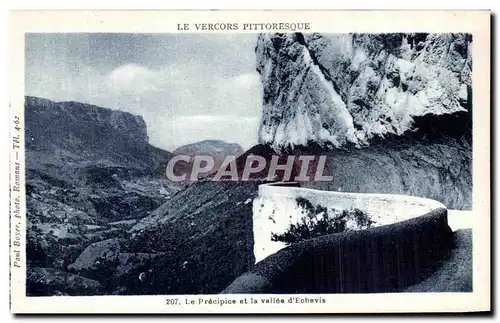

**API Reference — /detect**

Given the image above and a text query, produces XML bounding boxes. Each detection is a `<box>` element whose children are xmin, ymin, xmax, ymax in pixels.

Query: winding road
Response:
<box><xmin>223</xmin><ymin>182</ymin><xmax>472</xmax><ymax>294</ymax></box>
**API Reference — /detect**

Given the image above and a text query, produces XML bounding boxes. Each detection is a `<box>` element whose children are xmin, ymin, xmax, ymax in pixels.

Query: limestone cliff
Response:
<box><xmin>256</xmin><ymin>33</ymin><xmax>472</xmax><ymax>148</ymax></box>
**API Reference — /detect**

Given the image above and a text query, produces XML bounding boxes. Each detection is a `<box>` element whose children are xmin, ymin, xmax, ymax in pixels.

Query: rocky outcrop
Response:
<box><xmin>174</xmin><ymin>140</ymin><xmax>244</xmax><ymax>157</ymax></box>
<box><xmin>230</xmin><ymin>138</ymin><xmax>471</xmax><ymax>210</ymax></box>
<box><xmin>254</xmin><ymin>33</ymin><xmax>472</xmax><ymax>210</ymax></box>
<box><xmin>26</xmin><ymin>96</ymin><xmax>149</xmax><ymax>156</ymax></box>
<box><xmin>27</xmin><ymin>267</ymin><xmax>105</xmax><ymax>296</ymax></box>
<box><xmin>173</xmin><ymin>140</ymin><xmax>245</xmax><ymax>180</ymax></box>
<box><xmin>25</xmin><ymin>96</ymin><xmax>174</xmax><ymax>185</ymax></box>
<box><xmin>306</xmin><ymin>135</ymin><xmax>472</xmax><ymax>210</ymax></box>
<box><xmin>256</xmin><ymin>33</ymin><xmax>472</xmax><ymax>148</ymax></box>
<box><xmin>67</xmin><ymin>238</ymin><xmax>122</xmax><ymax>276</ymax></box>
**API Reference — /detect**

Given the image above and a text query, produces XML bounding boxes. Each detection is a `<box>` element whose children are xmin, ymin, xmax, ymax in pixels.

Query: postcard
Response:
<box><xmin>9</xmin><ymin>10</ymin><xmax>490</xmax><ymax>313</ymax></box>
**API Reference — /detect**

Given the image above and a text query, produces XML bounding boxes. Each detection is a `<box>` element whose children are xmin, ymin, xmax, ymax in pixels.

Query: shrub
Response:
<box><xmin>271</xmin><ymin>198</ymin><xmax>374</xmax><ymax>245</ymax></box>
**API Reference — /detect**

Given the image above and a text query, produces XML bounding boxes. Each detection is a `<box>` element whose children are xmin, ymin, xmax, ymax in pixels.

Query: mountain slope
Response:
<box><xmin>25</xmin><ymin>96</ymin><xmax>178</xmax><ymax>296</ymax></box>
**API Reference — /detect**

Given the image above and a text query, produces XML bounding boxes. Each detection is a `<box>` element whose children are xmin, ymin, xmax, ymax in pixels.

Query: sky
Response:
<box><xmin>25</xmin><ymin>33</ymin><xmax>262</xmax><ymax>151</ymax></box>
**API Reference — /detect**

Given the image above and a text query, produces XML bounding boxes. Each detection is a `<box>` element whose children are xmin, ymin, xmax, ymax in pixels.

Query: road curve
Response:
<box><xmin>223</xmin><ymin>182</ymin><xmax>453</xmax><ymax>294</ymax></box>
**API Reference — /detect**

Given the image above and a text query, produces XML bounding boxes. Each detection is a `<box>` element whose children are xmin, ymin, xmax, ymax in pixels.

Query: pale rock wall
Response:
<box><xmin>256</xmin><ymin>33</ymin><xmax>472</xmax><ymax>149</ymax></box>
<box><xmin>252</xmin><ymin>183</ymin><xmax>446</xmax><ymax>262</ymax></box>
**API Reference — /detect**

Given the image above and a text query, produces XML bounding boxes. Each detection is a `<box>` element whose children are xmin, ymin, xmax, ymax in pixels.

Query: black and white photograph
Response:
<box><xmin>9</xmin><ymin>10</ymin><xmax>490</xmax><ymax>314</ymax></box>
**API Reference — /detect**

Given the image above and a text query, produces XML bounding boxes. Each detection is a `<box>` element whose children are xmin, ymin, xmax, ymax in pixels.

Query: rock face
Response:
<box><xmin>26</xmin><ymin>96</ymin><xmax>150</xmax><ymax>149</ymax></box>
<box><xmin>254</xmin><ymin>33</ymin><xmax>472</xmax><ymax>210</ymax></box>
<box><xmin>256</xmin><ymin>33</ymin><xmax>472</xmax><ymax>148</ymax></box>
<box><xmin>313</xmin><ymin>136</ymin><xmax>471</xmax><ymax>210</ymax></box>
<box><xmin>25</xmin><ymin>96</ymin><xmax>172</xmax><ymax>184</ymax></box>
<box><xmin>231</xmin><ymin>138</ymin><xmax>470</xmax><ymax>210</ymax></box>
<box><xmin>174</xmin><ymin>140</ymin><xmax>244</xmax><ymax>157</ymax></box>
<box><xmin>173</xmin><ymin>140</ymin><xmax>244</xmax><ymax>180</ymax></box>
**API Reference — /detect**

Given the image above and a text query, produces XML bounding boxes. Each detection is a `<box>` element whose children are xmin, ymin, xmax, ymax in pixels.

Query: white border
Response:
<box><xmin>8</xmin><ymin>9</ymin><xmax>491</xmax><ymax>313</ymax></box>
